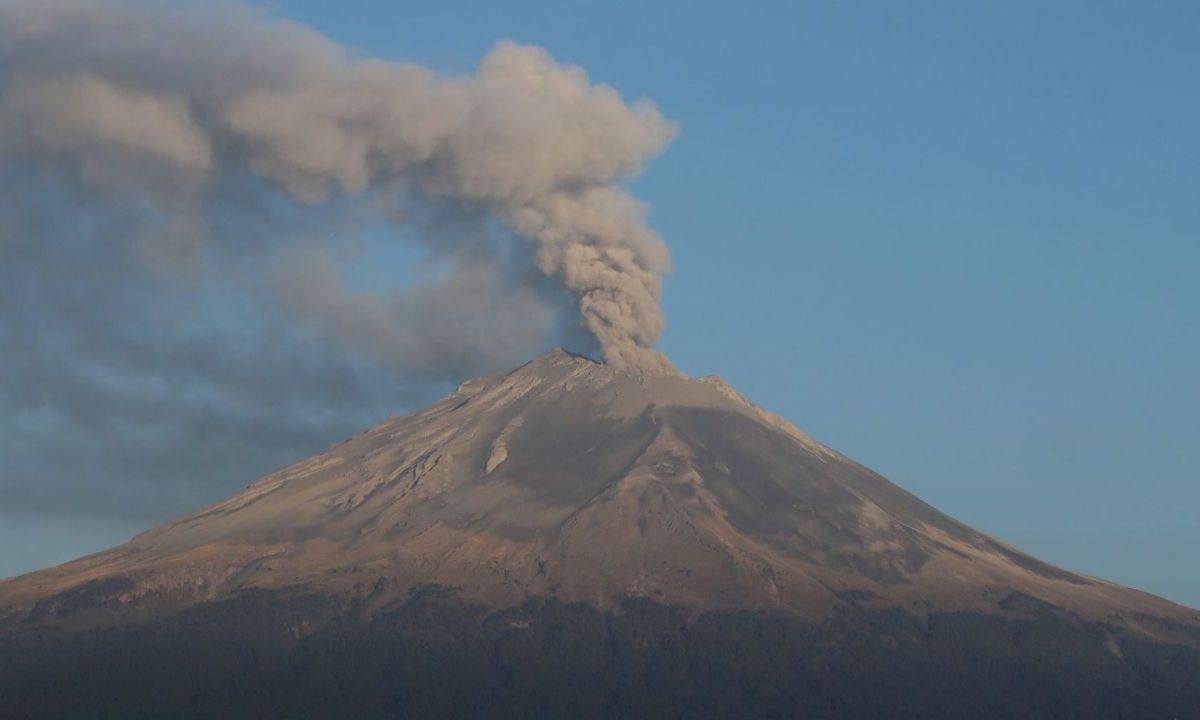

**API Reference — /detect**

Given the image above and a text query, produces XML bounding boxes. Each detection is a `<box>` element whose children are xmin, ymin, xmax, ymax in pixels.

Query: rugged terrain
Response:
<box><xmin>2</xmin><ymin>348</ymin><xmax>1198</xmax><ymax>718</ymax></box>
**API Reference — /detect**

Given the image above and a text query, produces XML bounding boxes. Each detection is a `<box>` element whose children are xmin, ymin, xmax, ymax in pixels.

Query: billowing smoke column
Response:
<box><xmin>0</xmin><ymin>0</ymin><xmax>677</xmax><ymax>372</ymax></box>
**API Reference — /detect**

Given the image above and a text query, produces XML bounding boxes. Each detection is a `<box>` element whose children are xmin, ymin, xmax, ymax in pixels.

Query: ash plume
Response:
<box><xmin>0</xmin><ymin>0</ymin><xmax>676</xmax><ymax>541</ymax></box>
<box><xmin>0</xmin><ymin>0</ymin><xmax>677</xmax><ymax>371</ymax></box>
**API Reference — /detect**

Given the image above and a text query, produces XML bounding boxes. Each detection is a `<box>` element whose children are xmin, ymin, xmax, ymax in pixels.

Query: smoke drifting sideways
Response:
<box><xmin>0</xmin><ymin>1</ymin><xmax>676</xmax><ymax>536</ymax></box>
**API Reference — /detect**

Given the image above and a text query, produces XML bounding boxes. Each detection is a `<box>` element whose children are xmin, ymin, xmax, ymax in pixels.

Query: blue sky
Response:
<box><xmin>273</xmin><ymin>0</ymin><xmax>1199</xmax><ymax>604</ymax></box>
<box><xmin>2</xmin><ymin>1</ymin><xmax>1196</xmax><ymax>608</ymax></box>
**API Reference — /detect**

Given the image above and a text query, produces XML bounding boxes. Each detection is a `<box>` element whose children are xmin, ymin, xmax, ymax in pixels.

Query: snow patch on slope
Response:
<box><xmin>486</xmin><ymin>417</ymin><xmax>524</xmax><ymax>475</ymax></box>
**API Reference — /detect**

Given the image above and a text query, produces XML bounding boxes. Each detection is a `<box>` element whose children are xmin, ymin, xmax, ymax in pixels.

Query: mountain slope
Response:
<box><xmin>2</xmin><ymin>349</ymin><xmax>1195</xmax><ymax>637</ymax></box>
<box><xmin>2</xmin><ymin>349</ymin><xmax>1199</xmax><ymax>719</ymax></box>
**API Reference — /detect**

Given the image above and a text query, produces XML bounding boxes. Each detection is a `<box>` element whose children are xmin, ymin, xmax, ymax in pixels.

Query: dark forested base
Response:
<box><xmin>2</xmin><ymin>587</ymin><xmax>1198</xmax><ymax>720</ymax></box>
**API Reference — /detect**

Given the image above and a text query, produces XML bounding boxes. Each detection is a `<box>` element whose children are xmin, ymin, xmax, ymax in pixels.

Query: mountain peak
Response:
<box><xmin>529</xmin><ymin>346</ymin><xmax>600</xmax><ymax>366</ymax></box>
<box><xmin>524</xmin><ymin>345</ymin><xmax>682</xmax><ymax>379</ymax></box>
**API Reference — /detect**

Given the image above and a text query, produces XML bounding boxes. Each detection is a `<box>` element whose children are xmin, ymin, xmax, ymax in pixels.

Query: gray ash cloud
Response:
<box><xmin>0</xmin><ymin>0</ymin><xmax>676</xmax><ymax>532</ymax></box>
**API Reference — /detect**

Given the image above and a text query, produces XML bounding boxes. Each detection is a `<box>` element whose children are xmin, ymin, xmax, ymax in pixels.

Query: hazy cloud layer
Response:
<box><xmin>0</xmin><ymin>0</ymin><xmax>676</xmax><ymax>535</ymax></box>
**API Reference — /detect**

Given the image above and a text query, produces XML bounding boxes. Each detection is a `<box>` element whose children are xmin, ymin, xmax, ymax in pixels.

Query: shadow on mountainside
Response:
<box><xmin>2</xmin><ymin>585</ymin><xmax>1198</xmax><ymax>720</ymax></box>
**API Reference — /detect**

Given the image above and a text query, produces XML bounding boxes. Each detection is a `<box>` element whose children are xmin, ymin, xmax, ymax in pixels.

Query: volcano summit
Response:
<box><xmin>2</xmin><ymin>349</ymin><xmax>1198</xmax><ymax>718</ymax></box>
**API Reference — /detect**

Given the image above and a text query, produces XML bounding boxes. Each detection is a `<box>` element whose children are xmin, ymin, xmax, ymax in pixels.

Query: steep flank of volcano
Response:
<box><xmin>4</xmin><ymin>349</ymin><xmax>1200</xmax><ymax>719</ymax></box>
<box><xmin>2</xmin><ymin>348</ymin><xmax>1195</xmax><ymax>644</ymax></box>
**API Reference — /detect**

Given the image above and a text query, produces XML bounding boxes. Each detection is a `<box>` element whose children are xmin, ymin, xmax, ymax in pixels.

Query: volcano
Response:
<box><xmin>2</xmin><ymin>349</ymin><xmax>1198</xmax><ymax>718</ymax></box>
